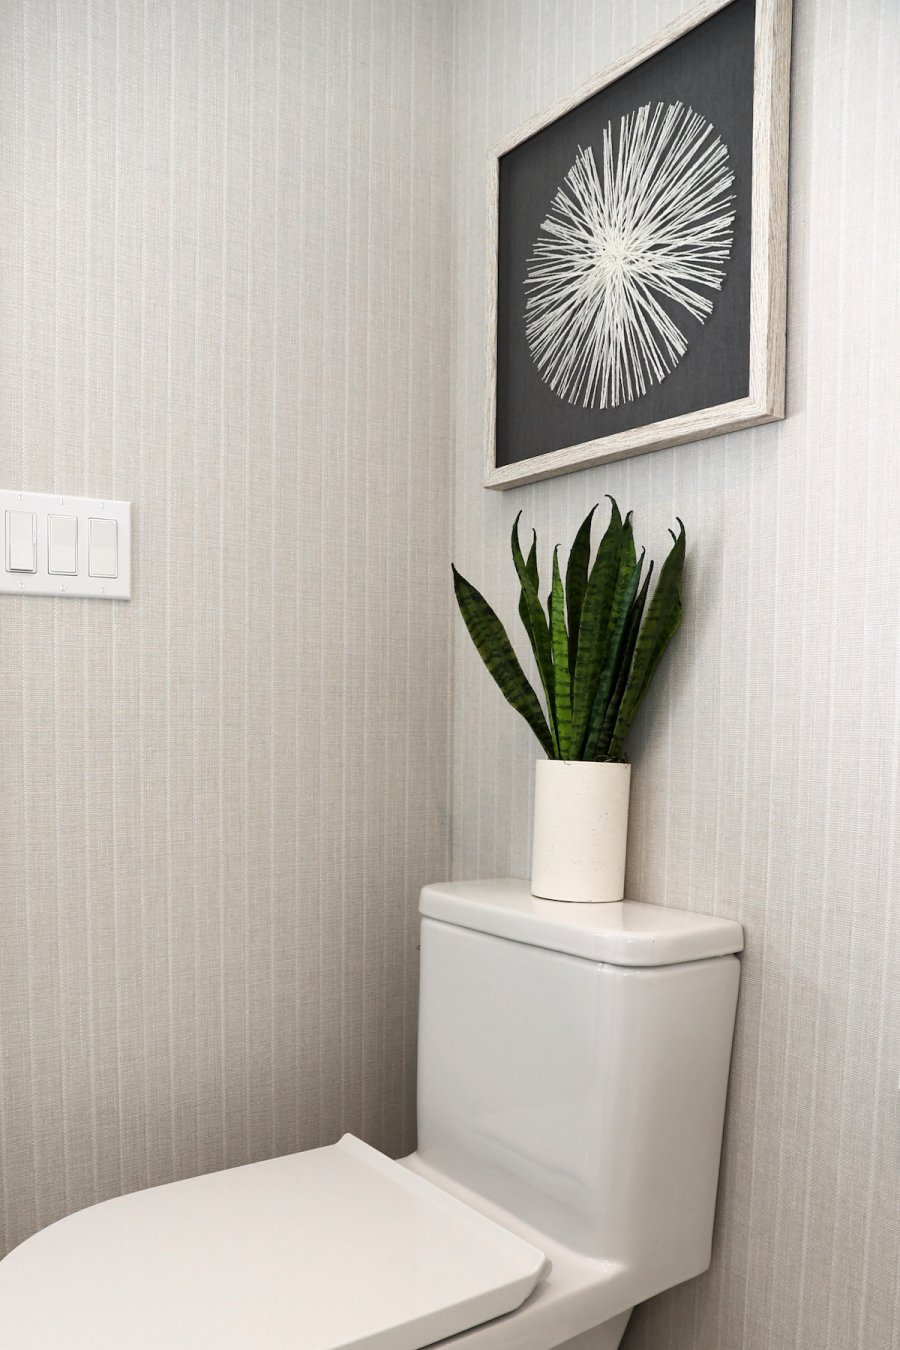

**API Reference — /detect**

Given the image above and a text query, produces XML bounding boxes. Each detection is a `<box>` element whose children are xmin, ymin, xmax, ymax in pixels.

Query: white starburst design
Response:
<box><xmin>523</xmin><ymin>101</ymin><xmax>736</xmax><ymax>410</ymax></box>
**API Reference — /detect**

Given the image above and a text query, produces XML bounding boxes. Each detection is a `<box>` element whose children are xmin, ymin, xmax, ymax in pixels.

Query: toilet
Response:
<box><xmin>0</xmin><ymin>877</ymin><xmax>743</xmax><ymax>1349</ymax></box>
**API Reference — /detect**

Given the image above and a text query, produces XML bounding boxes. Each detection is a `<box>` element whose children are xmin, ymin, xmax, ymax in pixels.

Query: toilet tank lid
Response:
<box><xmin>419</xmin><ymin>879</ymin><xmax>743</xmax><ymax>966</ymax></box>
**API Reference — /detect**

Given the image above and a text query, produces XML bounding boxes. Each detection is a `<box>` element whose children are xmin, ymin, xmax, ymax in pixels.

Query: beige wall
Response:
<box><xmin>450</xmin><ymin>2</ymin><xmax>899</xmax><ymax>1348</ymax></box>
<box><xmin>0</xmin><ymin>0</ymin><xmax>454</xmax><ymax>1258</ymax></box>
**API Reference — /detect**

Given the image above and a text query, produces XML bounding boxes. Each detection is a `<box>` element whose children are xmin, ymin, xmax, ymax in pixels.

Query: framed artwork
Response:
<box><xmin>484</xmin><ymin>0</ymin><xmax>792</xmax><ymax>489</ymax></box>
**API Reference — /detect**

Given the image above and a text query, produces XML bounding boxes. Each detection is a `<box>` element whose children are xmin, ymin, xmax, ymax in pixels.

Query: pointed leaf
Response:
<box><xmin>594</xmin><ymin>563</ymin><xmax>653</xmax><ymax>761</ymax></box>
<box><xmin>511</xmin><ymin>521</ymin><xmax>558</xmax><ymax>754</ymax></box>
<box><xmin>524</xmin><ymin>532</ymin><xmax>538</xmax><ymax>589</ymax></box>
<box><xmin>513</xmin><ymin>514</ymin><xmax>536</xmax><ymax>648</ymax></box>
<box><xmin>516</xmin><ymin>529</ymin><xmax>540</xmax><ymax>652</ymax></box>
<box><xmin>607</xmin><ymin>521</ymin><xmax>686</xmax><ymax>760</ymax></box>
<box><xmin>510</xmin><ymin>512</ymin><xmax>529</xmax><ymax>584</ymax></box>
<box><xmin>565</xmin><ymin>505</ymin><xmax>597</xmax><ymax>672</ymax></box>
<box><xmin>452</xmin><ymin>565</ymin><xmax>555</xmax><ymax>757</ymax></box>
<box><xmin>582</xmin><ymin>547</ymin><xmax>643</xmax><ymax>760</ymax></box>
<box><xmin>570</xmin><ymin>499</ymin><xmax>625</xmax><ymax>754</ymax></box>
<box><xmin>550</xmin><ymin>547</ymin><xmax>573</xmax><ymax>758</ymax></box>
<box><xmin>607</xmin><ymin>597</ymin><xmax>682</xmax><ymax>760</ymax></box>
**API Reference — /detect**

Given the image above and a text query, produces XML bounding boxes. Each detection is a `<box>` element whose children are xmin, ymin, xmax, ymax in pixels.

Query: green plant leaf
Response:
<box><xmin>452</xmin><ymin>565</ymin><xmax>555</xmax><ymax>757</ymax></box>
<box><xmin>549</xmin><ymin>546</ymin><xmax>573</xmax><ymax>758</ymax></box>
<box><xmin>511</xmin><ymin>512</ymin><xmax>539</xmax><ymax>591</ymax></box>
<box><xmin>513</xmin><ymin>515</ymin><xmax>537</xmax><ymax>650</ymax></box>
<box><xmin>565</xmin><ymin>505</ymin><xmax>597</xmax><ymax>673</ymax></box>
<box><xmin>515</xmin><ymin>529</ymin><xmax>541</xmax><ymax>694</ymax></box>
<box><xmin>511</xmin><ymin>516</ymin><xmax>558</xmax><ymax>754</ymax></box>
<box><xmin>607</xmin><ymin>521</ymin><xmax>686</xmax><ymax>760</ymax></box>
<box><xmin>582</xmin><ymin>543</ymin><xmax>643</xmax><ymax>761</ymax></box>
<box><xmin>609</xmin><ymin>596</ymin><xmax>682</xmax><ymax>759</ymax></box>
<box><xmin>594</xmin><ymin>562</ymin><xmax>653</xmax><ymax>761</ymax></box>
<box><xmin>570</xmin><ymin>498</ymin><xmax>624</xmax><ymax>756</ymax></box>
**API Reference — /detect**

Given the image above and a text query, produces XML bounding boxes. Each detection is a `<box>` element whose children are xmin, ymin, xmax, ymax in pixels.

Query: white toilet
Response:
<box><xmin>0</xmin><ymin>878</ymin><xmax>742</xmax><ymax>1349</ymax></box>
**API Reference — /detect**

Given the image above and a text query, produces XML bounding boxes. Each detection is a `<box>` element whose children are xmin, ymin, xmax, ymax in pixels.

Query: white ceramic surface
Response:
<box><xmin>416</xmin><ymin>897</ymin><xmax>741</xmax><ymax>1332</ymax></box>
<box><xmin>530</xmin><ymin>760</ymin><xmax>631</xmax><ymax>903</ymax></box>
<box><xmin>401</xmin><ymin>1152</ymin><xmax>637</xmax><ymax>1350</ymax></box>
<box><xmin>0</xmin><ymin>1135</ymin><xmax>548</xmax><ymax>1350</ymax></box>
<box><xmin>419</xmin><ymin>878</ymin><xmax>744</xmax><ymax>965</ymax></box>
<box><xmin>555</xmin><ymin>1312</ymin><xmax>633</xmax><ymax>1350</ymax></box>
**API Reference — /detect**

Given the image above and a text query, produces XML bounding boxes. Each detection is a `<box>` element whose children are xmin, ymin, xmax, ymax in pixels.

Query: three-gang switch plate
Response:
<box><xmin>1</xmin><ymin>490</ymin><xmax>131</xmax><ymax>600</ymax></box>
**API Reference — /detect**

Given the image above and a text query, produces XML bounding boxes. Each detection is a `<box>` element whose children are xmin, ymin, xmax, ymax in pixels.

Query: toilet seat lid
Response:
<box><xmin>0</xmin><ymin>1135</ymin><xmax>549</xmax><ymax>1349</ymax></box>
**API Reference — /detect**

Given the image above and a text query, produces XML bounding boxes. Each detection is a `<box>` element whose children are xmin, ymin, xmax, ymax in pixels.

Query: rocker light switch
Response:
<box><xmin>6</xmin><ymin>511</ymin><xmax>37</xmax><ymax>573</ymax></box>
<box><xmin>0</xmin><ymin>491</ymin><xmax>130</xmax><ymax>599</ymax></box>
<box><xmin>48</xmin><ymin>514</ymin><xmax>78</xmax><ymax>575</ymax></box>
<box><xmin>89</xmin><ymin>517</ymin><xmax>118</xmax><ymax>578</ymax></box>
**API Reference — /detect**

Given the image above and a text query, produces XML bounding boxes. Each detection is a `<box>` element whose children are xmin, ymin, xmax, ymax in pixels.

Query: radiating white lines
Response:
<box><xmin>524</xmin><ymin>102</ymin><xmax>735</xmax><ymax>408</ymax></box>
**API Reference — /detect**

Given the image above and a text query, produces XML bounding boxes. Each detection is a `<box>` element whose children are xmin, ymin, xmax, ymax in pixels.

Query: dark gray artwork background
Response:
<box><xmin>495</xmin><ymin>0</ymin><xmax>756</xmax><ymax>468</ymax></box>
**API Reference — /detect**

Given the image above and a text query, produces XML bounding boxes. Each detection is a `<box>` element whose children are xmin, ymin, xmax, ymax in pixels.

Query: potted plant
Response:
<box><xmin>452</xmin><ymin>498</ymin><xmax>685</xmax><ymax>903</ymax></box>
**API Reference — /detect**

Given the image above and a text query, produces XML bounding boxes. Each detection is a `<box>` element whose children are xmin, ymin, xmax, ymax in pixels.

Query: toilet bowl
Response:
<box><xmin>0</xmin><ymin>878</ymin><xmax>742</xmax><ymax>1349</ymax></box>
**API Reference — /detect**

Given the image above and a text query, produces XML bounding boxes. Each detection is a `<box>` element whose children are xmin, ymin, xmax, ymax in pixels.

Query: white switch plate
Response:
<box><xmin>1</xmin><ymin>490</ymin><xmax>131</xmax><ymax>600</ymax></box>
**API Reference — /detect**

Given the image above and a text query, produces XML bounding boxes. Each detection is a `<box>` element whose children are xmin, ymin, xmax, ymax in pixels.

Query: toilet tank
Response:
<box><xmin>416</xmin><ymin>880</ymin><xmax>742</xmax><ymax>1290</ymax></box>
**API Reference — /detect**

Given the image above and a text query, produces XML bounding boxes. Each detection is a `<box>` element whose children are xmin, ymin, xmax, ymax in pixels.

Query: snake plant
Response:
<box><xmin>452</xmin><ymin>498</ymin><xmax>685</xmax><ymax>762</ymax></box>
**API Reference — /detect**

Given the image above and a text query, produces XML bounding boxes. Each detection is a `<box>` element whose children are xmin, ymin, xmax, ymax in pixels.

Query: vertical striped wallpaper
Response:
<box><xmin>450</xmin><ymin>2</ymin><xmax>899</xmax><ymax>1348</ymax></box>
<box><xmin>0</xmin><ymin>0</ymin><xmax>454</xmax><ymax>1258</ymax></box>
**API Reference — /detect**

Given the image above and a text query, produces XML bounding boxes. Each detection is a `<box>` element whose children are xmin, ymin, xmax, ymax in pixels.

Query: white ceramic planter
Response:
<box><xmin>530</xmin><ymin>759</ymin><xmax>632</xmax><ymax>904</ymax></box>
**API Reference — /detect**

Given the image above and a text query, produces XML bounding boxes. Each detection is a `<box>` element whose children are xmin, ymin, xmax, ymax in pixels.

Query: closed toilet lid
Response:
<box><xmin>0</xmin><ymin>1135</ymin><xmax>549</xmax><ymax>1349</ymax></box>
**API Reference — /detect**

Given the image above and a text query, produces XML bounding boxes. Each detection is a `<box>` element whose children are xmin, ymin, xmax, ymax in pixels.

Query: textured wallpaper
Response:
<box><xmin>450</xmin><ymin>2</ymin><xmax>899</xmax><ymax>1348</ymax></box>
<box><xmin>0</xmin><ymin>0</ymin><xmax>454</xmax><ymax>1258</ymax></box>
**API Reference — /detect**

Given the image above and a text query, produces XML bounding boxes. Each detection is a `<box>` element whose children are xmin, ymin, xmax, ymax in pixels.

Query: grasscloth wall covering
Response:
<box><xmin>0</xmin><ymin>0</ymin><xmax>453</xmax><ymax>1257</ymax></box>
<box><xmin>450</xmin><ymin>3</ymin><xmax>899</xmax><ymax>1349</ymax></box>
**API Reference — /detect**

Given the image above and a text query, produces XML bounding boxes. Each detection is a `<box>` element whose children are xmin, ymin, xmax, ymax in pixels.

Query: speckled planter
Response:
<box><xmin>530</xmin><ymin>759</ymin><xmax>631</xmax><ymax>904</ymax></box>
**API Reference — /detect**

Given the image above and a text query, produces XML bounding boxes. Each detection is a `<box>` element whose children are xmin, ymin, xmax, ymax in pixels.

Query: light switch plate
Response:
<box><xmin>1</xmin><ymin>490</ymin><xmax>131</xmax><ymax>599</ymax></box>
